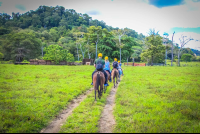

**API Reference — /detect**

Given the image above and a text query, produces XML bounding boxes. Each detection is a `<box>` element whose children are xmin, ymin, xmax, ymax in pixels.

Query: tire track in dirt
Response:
<box><xmin>40</xmin><ymin>88</ymin><xmax>93</xmax><ymax>133</ymax></box>
<box><xmin>98</xmin><ymin>76</ymin><xmax>122</xmax><ymax>133</ymax></box>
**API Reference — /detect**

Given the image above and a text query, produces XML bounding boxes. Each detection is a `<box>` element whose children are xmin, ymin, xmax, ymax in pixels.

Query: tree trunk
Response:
<box><xmin>77</xmin><ymin>45</ymin><xmax>79</xmax><ymax>61</ymax></box>
<box><xmin>133</xmin><ymin>58</ymin><xmax>134</xmax><ymax>63</ymax></box>
<box><xmin>178</xmin><ymin>50</ymin><xmax>180</xmax><ymax>66</ymax></box>
<box><xmin>171</xmin><ymin>32</ymin><xmax>175</xmax><ymax>66</ymax></box>
<box><xmin>96</xmin><ymin>41</ymin><xmax>98</xmax><ymax>60</ymax></box>
<box><xmin>165</xmin><ymin>49</ymin><xmax>167</xmax><ymax>66</ymax></box>
<box><xmin>120</xmin><ymin>48</ymin><xmax>121</xmax><ymax>63</ymax></box>
<box><xmin>119</xmin><ymin>36</ymin><xmax>121</xmax><ymax>63</ymax></box>
<box><xmin>127</xmin><ymin>57</ymin><xmax>128</xmax><ymax>66</ymax></box>
<box><xmin>42</xmin><ymin>46</ymin><xmax>43</xmax><ymax>59</ymax></box>
<box><xmin>151</xmin><ymin>56</ymin><xmax>153</xmax><ymax>66</ymax></box>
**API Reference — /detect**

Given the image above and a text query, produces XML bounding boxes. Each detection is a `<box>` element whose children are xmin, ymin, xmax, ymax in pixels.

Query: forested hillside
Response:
<box><xmin>0</xmin><ymin>5</ymin><xmax>146</xmax><ymax>62</ymax></box>
<box><xmin>0</xmin><ymin>5</ymin><xmax>199</xmax><ymax>64</ymax></box>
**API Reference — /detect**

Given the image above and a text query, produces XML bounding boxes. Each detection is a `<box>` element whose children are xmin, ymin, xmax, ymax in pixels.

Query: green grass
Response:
<box><xmin>113</xmin><ymin>65</ymin><xmax>200</xmax><ymax>133</ymax></box>
<box><xmin>59</xmin><ymin>82</ymin><xmax>114</xmax><ymax>133</ymax></box>
<box><xmin>166</xmin><ymin>60</ymin><xmax>200</xmax><ymax>67</ymax></box>
<box><xmin>0</xmin><ymin>64</ymin><xmax>94</xmax><ymax>133</ymax></box>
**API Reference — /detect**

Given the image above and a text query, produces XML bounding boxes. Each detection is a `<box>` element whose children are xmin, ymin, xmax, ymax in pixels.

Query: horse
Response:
<box><xmin>93</xmin><ymin>71</ymin><xmax>105</xmax><ymax>101</ymax></box>
<box><xmin>111</xmin><ymin>68</ymin><xmax>119</xmax><ymax>88</ymax></box>
<box><xmin>104</xmin><ymin>70</ymin><xmax>110</xmax><ymax>93</ymax></box>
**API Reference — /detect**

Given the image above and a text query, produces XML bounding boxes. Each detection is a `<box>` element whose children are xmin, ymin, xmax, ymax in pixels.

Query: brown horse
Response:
<box><xmin>104</xmin><ymin>70</ymin><xmax>110</xmax><ymax>93</ymax></box>
<box><xmin>111</xmin><ymin>68</ymin><xmax>119</xmax><ymax>88</ymax></box>
<box><xmin>93</xmin><ymin>71</ymin><xmax>105</xmax><ymax>101</ymax></box>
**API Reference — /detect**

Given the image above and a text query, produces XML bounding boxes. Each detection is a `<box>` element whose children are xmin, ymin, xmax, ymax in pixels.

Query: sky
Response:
<box><xmin>0</xmin><ymin>0</ymin><xmax>200</xmax><ymax>50</ymax></box>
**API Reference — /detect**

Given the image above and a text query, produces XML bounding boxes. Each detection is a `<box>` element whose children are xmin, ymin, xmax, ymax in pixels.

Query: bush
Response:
<box><xmin>22</xmin><ymin>60</ymin><xmax>30</xmax><ymax>63</ymax></box>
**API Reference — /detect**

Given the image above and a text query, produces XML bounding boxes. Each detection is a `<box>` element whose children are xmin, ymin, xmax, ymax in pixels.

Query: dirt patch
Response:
<box><xmin>98</xmin><ymin>77</ymin><xmax>122</xmax><ymax>133</ymax></box>
<box><xmin>40</xmin><ymin>88</ymin><xmax>93</xmax><ymax>133</ymax></box>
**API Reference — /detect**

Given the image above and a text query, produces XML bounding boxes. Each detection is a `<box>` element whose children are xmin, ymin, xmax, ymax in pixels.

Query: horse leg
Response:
<box><xmin>113</xmin><ymin>78</ymin><xmax>115</xmax><ymax>88</ymax></box>
<box><xmin>95</xmin><ymin>89</ymin><xmax>96</xmax><ymax>101</ymax></box>
<box><xmin>98</xmin><ymin>89</ymin><xmax>101</xmax><ymax>99</ymax></box>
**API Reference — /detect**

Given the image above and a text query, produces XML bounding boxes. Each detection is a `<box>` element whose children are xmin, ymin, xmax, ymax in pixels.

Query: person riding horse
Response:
<box><xmin>111</xmin><ymin>58</ymin><xmax>120</xmax><ymax>74</ymax></box>
<box><xmin>118</xmin><ymin>61</ymin><xmax>124</xmax><ymax>76</ymax></box>
<box><xmin>91</xmin><ymin>53</ymin><xmax>109</xmax><ymax>86</ymax></box>
<box><xmin>104</xmin><ymin>56</ymin><xmax>112</xmax><ymax>82</ymax></box>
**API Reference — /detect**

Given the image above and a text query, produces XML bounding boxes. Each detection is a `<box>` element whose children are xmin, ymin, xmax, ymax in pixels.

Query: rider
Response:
<box><xmin>111</xmin><ymin>58</ymin><xmax>119</xmax><ymax>74</ymax></box>
<box><xmin>118</xmin><ymin>61</ymin><xmax>124</xmax><ymax>76</ymax></box>
<box><xmin>104</xmin><ymin>56</ymin><xmax>112</xmax><ymax>82</ymax></box>
<box><xmin>91</xmin><ymin>53</ymin><xmax>109</xmax><ymax>86</ymax></box>
<box><xmin>118</xmin><ymin>61</ymin><xmax>123</xmax><ymax>76</ymax></box>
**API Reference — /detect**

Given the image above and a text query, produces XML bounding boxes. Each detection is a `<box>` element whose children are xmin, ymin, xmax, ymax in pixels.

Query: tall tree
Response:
<box><xmin>141</xmin><ymin>34</ymin><xmax>165</xmax><ymax>66</ymax></box>
<box><xmin>112</xmin><ymin>28</ymin><xmax>129</xmax><ymax>62</ymax></box>
<box><xmin>87</xmin><ymin>26</ymin><xmax>103</xmax><ymax>59</ymax></box>
<box><xmin>171</xmin><ymin>31</ymin><xmax>175</xmax><ymax>66</ymax></box>
<box><xmin>163</xmin><ymin>32</ymin><xmax>169</xmax><ymax>65</ymax></box>
<box><xmin>177</xmin><ymin>35</ymin><xmax>193</xmax><ymax>66</ymax></box>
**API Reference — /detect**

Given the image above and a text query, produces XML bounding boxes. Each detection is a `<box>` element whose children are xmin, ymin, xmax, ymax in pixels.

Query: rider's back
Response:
<box><xmin>112</xmin><ymin>61</ymin><xmax>118</xmax><ymax>68</ymax></box>
<box><xmin>95</xmin><ymin>58</ymin><xmax>105</xmax><ymax>71</ymax></box>
<box><xmin>104</xmin><ymin>61</ymin><xmax>110</xmax><ymax>70</ymax></box>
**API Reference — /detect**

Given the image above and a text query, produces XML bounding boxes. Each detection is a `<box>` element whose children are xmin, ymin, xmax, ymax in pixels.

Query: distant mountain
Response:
<box><xmin>191</xmin><ymin>48</ymin><xmax>200</xmax><ymax>56</ymax></box>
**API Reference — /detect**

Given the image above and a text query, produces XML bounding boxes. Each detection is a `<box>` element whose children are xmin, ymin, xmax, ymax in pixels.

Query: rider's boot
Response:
<box><xmin>104</xmin><ymin>82</ymin><xmax>109</xmax><ymax>86</ymax></box>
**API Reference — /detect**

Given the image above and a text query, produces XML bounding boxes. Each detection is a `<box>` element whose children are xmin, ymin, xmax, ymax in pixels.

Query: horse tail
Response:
<box><xmin>114</xmin><ymin>69</ymin><xmax>117</xmax><ymax>78</ymax></box>
<box><xmin>96</xmin><ymin>73</ymin><xmax>100</xmax><ymax>91</ymax></box>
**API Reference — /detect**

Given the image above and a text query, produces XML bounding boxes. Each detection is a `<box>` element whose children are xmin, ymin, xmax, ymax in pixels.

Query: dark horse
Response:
<box><xmin>111</xmin><ymin>68</ymin><xmax>119</xmax><ymax>88</ymax></box>
<box><xmin>93</xmin><ymin>71</ymin><xmax>105</xmax><ymax>101</ymax></box>
<box><xmin>104</xmin><ymin>70</ymin><xmax>110</xmax><ymax>93</ymax></box>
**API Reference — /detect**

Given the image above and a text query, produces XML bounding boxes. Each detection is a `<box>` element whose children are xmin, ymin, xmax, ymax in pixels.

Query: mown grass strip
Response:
<box><xmin>0</xmin><ymin>64</ymin><xmax>93</xmax><ymax>133</ymax></box>
<box><xmin>59</xmin><ymin>82</ymin><xmax>114</xmax><ymax>133</ymax></box>
<box><xmin>113</xmin><ymin>66</ymin><xmax>200</xmax><ymax>133</ymax></box>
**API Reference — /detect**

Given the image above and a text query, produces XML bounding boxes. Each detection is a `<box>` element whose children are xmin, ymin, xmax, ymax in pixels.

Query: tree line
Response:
<box><xmin>0</xmin><ymin>5</ymin><xmax>199</xmax><ymax>65</ymax></box>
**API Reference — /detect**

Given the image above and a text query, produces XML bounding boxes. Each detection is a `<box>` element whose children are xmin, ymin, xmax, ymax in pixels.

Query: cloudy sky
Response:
<box><xmin>0</xmin><ymin>0</ymin><xmax>200</xmax><ymax>50</ymax></box>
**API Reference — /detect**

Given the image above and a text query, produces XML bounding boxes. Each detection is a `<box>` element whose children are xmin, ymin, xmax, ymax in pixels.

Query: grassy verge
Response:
<box><xmin>0</xmin><ymin>64</ymin><xmax>94</xmax><ymax>133</ymax></box>
<box><xmin>113</xmin><ymin>66</ymin><xmax>200</xmax><ymax>133</ymax></box>
<box><xmin>59</xmin><ymin>82</ymin><xmax>114</xmax><ymax>133</ymax></box>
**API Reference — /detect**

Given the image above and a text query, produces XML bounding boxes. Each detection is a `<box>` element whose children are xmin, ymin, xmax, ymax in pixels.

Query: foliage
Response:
<box><xmin>0</xmin><ymin>52</ymin><xmax>4</xmax><ymax>59</ymax></box>
<box><xmin>141</xmin><ymin>34</ymin><xmax>165</xmax><ymax>65</ymax></box>
<box><xmin>181</xmin><ymin>54</ymin><xmax>192</xmax><ymax>62</ymax></box>
<box><xmin>43</xmin><ymin>45</ymin><xmax>74</xmax><ymax>64</ymax></box>
<box><xmin>1</xmin><ymin>29</ymin><xmax>41</xmax><ymax>61</ymax></box>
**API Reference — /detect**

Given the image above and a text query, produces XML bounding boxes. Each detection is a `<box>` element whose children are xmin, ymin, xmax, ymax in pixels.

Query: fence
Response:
<box><xmin>146</xmin><ymin>63</ymin><xmax>164</xmax><ymax>66</ymax></box>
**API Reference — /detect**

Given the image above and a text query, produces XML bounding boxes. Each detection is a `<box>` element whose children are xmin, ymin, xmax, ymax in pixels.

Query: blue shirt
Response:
<box><xmin>104</xmin><ymin>61</ymin><xmax>110</xmax><ymax>71</ymax></box>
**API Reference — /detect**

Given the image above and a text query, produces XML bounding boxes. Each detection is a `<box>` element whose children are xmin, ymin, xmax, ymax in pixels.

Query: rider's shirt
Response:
<box><xmin>112</xmin><ymin>61</ymin><xmax>118</xmax><ymax>68</ymax></box>
<box><xmin>94</xmin><ymin>58</ymin><xmax>105</xmax><ymax>71</ymax></box>
<box><xmin>118</xmin><ymin>63</ymin><xmax>122</xmax><ymax>69</ymax></box>
<box><xmin>94</xmin><ymin>58</ymin><xmax>105</xmax><ymax>65</ymax></box>
<box><xmin>104</xmin><ymin>61</ymin><xmax>110</xmax><ymax>70</ymax></box>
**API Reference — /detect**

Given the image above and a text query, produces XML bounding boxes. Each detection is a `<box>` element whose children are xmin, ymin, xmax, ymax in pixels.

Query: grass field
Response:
<box><xmin>1</xmin><ymin>63</ymin><xmax>200</xmax><ymax>133</ymax></box>
<box><xmin>0</xmin><ymin>64</ymin><xmax>94</xmax><ymax>133</ymax></box>
<box><xmin>114</xmin><ymin>65</ymin><xmax>200</xmax><ymax>133</ymax></box>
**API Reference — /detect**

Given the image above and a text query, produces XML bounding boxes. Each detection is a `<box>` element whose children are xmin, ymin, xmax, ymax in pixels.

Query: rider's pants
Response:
<box><xmin>92</xmin><ymin>69</ymin><xmax>107</xmax><ymax>84</ymax></box>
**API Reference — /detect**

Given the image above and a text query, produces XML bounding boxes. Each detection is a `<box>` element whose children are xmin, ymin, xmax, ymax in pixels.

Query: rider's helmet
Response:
<box><xmin>98</xmin><ymin>53</ymin><xmax>102</xmax><ymax>57</ymax></box>
<box><xmin>114</xmin><ymin>58</ymin><xmax>117</xmax><ymax>61</ymax></box>
<box><xmin>118</xmin><ymin>61</ymin><xmax>120</xmax><ymax>63</ymax></box>
<box><xmin>105</xmin><ymin>56</ymin><xmax>108</xmax><ymax>60</ymax></box>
